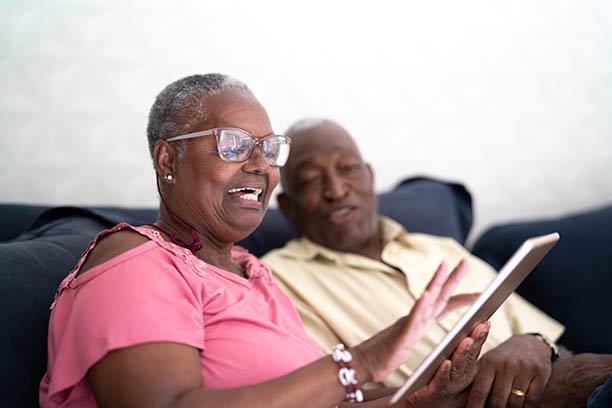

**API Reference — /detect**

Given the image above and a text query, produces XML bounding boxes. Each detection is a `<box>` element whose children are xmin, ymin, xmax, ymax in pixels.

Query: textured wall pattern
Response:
<box><xmin>1</xmin><ymin>0</ymin><xmax>611</xmax><ymax>240</ymax></box>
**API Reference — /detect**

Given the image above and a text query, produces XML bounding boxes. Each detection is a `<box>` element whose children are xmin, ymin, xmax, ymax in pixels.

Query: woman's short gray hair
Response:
<box><xmin>146</xmin><ymin>73</ymin><xmax>253</xmax><ymax>159</ymax></box>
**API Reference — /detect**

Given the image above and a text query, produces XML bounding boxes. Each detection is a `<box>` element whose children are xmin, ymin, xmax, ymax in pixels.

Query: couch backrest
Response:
<box><xmin>0</xmin><ymin>176</ymin><xmax>472</xmax><ymax>407</ymax></box>
<box><xmin>472</xmin><ymin>204</ymin><xmax>612</xmax><ymax>354</ymax></box>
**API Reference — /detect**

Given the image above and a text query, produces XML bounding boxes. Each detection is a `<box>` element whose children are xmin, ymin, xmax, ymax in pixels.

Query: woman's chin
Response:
<box><xmin>229</xmin><ymin>212</ymin><xmax>266</xmax><ymax>240</ymax></box>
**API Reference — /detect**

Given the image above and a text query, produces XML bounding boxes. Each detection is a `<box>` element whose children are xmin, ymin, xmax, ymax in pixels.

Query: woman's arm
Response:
<box><xmin>88</xmin><ymin>260</ymin><xmax>478</xmax><ymax>408</ymax></box>
<box><xmin>89</xmin><ymin>341</ymin><xmax>347</xmax><ymax>408</ymax></box>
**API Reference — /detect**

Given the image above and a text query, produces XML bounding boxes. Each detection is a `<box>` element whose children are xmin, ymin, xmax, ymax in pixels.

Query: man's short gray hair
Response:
<box><xmin>146</xmin><ymin>73</ymin><xmax>253</xmax><ymax>159</ymax></box>
<box><xmin>285</xmin><ymin>117</ymin><xmax>331</xmax><ymax>138</ymax></box>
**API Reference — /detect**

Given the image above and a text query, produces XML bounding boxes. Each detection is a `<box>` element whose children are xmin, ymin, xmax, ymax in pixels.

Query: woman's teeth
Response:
<box><xmin>228</xmin><ymin>187</ymin><xmax>262</xmax><ymax>201</ymax></box>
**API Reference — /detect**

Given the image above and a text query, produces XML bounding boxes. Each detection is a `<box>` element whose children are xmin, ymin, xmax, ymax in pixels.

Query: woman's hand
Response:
<box><xmin>353</xmin><ymin>259</ymin><xmax>480</xmax><ymax>383</ymax></box>
<box><xmin>403</xmin><ymin>321</ymin><xmax>491</xmax><ymax>408</ymax></box>
<box><xmin>340</xmin><ymin>321</ymin><xmax>490</xmax><ymax>408</ymax></box>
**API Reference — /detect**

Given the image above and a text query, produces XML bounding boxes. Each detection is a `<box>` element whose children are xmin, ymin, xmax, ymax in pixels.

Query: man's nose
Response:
<box><xmin>323</xmin><ymin>172</ymin><xmax>348</xmax><ymax>200</ymax></box>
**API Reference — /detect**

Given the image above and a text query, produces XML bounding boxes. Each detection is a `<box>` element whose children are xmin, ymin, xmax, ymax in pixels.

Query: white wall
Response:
<box><xmin>1</xmin><ymin>0</ymin><xmax>611</xmax><ymax>241</ymax></box>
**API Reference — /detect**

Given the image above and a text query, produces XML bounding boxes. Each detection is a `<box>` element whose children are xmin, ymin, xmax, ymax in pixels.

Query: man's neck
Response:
<box><xmin>327</xmin><ymin>230</ymin><xmax>385</xmax><ymax>262</ymax></box>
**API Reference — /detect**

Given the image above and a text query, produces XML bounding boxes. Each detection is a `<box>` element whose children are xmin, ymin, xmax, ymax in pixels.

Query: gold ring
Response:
<box><xmin>511</xmin><ymin>388</ymin><xmax>526</xmax><ymax>397</ymax></box>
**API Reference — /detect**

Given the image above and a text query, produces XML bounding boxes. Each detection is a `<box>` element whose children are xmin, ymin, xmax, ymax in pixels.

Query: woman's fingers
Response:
<box><xmin>448</xmin><ymin>337</ymin><xmax>474</xmax><ymax>380</ymax></box>
<box><xmin>462</xmin><ymin>321</ymin><xmax>491</xmax><ymax>380</ymax></box>
<box><xmin>425</xmin><ymin>259</ymin><xmax>478</xmax><ymax>320</ymax></box>
<box><xmin>433</xmin><ymin>259</ymin><xmax>470</xmax><ymax>315</ymax></box>
<box><xmin>411</xmin><ymin>260</ymin><xmax>478</xmax><ymax>334</ymax></box>
<box><xmin>357</xmin><ymin>259</ymin><xmax>476</xmax><ymax>383</ymax></box>
<box><xmin>438</xmin><ymin>293</ymin><xmax>481</xmax><ymax>320</ymax></box>
<box><xmin>438</xmin><ymin>259</ymin><xmax>469</xmax><ymax>300</ymax></box>
<box><xmin>423</xmin><ymin>261</ymin><xmax>452</xmax><ymax>301</ymax></box>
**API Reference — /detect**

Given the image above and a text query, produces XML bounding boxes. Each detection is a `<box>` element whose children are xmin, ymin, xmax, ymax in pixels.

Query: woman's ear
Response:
<box><xmin>153</xmin><ymin>140</ymin><xmax>177</xmax><ymax>180</ymax></box>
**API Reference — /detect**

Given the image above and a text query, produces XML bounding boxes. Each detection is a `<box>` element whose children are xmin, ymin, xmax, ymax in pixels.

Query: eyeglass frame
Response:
<box><xmin>165</xmin><ymin>127</ymin><xmax>291</xmax><ymax>167</ymax></box>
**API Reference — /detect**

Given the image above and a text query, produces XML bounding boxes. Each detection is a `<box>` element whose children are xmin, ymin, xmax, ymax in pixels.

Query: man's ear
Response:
<box><xmin>153</xmin><ymin>140</ymin><xmax>177</xmax><ymax>179</ymax></box>
<box><xmin>365</xmin><ymin>162</ymin><xmax>375</xmax><ymax>185</ymax></box>
<box><xmin>277</xmin><ymin>192</ymin><xmax>294</xmax><ymax>220</ymax></box>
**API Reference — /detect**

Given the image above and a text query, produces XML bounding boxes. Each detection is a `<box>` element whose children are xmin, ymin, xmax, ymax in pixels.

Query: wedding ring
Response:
<box><xmin>511</xmin><ymin>388</ymin><xmax>526</xmax><ymax>397</ymax></box>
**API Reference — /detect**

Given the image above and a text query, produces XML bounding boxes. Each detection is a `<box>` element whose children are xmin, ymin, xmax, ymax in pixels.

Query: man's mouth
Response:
<box><xmin>328</xmin><ymin>206</ymin><xmax>356</xmax><ymax>224</ymax></box>
<box><xmin>228</xmin><ymin>187</ymin><xmax>263</xmax><ymax>202</ymax></box>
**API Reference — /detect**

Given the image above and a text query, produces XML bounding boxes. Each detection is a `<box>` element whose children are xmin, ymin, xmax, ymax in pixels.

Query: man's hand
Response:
<box><xmin>539</xmin><ymin>353</ymin><xmax>612</xmax><ymax>408</ymax></box>
<box><xmin>467</xmin><ymin>334</ymin><xmax>553</xmax><ymax>408</ymax></box>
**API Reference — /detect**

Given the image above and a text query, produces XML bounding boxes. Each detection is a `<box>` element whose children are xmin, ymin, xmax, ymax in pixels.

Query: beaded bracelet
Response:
<box><xmin>332</xmin><ymin>343</ymin><xmax>364</xmax><ymax>403</ymax></box>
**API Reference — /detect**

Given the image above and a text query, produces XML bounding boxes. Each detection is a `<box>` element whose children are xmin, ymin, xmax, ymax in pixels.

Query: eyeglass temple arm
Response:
<box><xmin>165</xmin><ymin>129</ymin><xmax>215</xmax><ymax>142</ymax></box>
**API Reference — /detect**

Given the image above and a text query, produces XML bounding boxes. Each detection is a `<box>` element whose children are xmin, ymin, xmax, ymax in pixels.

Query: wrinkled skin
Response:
<box><xmin>467</xmin><ymin>334</ymin><xmax>553</xmax><ymax>408</ymax></box>
<box><xmin>402</xmin><ymin>322</ymin><xmax>491</xmax><ymax>408</ymax></box>
<box><xmin>539</xmin><ymin>353</ymin><xmax>612</xmax><ymax>408</ymax></box>
<box><xmin>278</xmin><ymin>122</ymin><xmax>382</xmax><ymax>260</ymax></box>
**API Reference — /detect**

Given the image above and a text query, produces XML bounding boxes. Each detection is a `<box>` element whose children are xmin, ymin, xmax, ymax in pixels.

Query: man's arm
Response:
<box><xmin>467</xmin><ymin>334</ymin><xmax>612</xmax><ymax>408</ymax></box>
<box><xmin>540</xmin><ymin>353</ymin><xmax>612</xmax><ymax>408</ymax></box>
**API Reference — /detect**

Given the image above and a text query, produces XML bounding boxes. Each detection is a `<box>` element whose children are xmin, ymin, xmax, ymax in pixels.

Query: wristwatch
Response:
<box><xmin>527</xmin><ymin>332</ymin><xmax>560</xmax><ymax>362</ymax></box>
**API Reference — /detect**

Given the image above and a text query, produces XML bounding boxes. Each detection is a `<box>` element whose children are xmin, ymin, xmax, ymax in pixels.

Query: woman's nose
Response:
<box><xmin>242</xmin><ymin>144</ymin><xmax>271</xmax><ymax>174</ymax></box>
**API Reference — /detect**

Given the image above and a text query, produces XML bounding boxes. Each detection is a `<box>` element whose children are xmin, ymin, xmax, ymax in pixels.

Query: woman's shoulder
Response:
<box><xmin>78</xmin><ymin>224</ymin><xmax>152</xmax><ymax>276</ymax></box>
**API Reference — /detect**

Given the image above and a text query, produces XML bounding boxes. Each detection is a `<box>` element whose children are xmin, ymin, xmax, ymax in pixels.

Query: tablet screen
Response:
<box><xmin>390</xmin><ymin>232</ymin><xmax>560</xmax><ymax>404</ymax></box>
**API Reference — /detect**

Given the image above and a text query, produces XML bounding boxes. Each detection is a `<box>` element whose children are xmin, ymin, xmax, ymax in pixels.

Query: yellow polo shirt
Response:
<box><xmin>263</xmin><ymin>216</ymin><xmax>564</xmax><ymax>388</ymax></box>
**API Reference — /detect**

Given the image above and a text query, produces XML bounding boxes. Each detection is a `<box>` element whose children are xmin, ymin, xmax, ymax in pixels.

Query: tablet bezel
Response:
<box><xmin>390</xmin><ymin>232</ymin><xmax>560</xmax><ymax>404</ymax></box>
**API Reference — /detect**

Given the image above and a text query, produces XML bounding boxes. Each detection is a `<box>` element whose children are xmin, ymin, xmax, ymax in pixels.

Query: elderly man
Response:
<box><xmin>263</xmin><ymin>118</ymin><xmax>612</xmax><ymax>407</ymax></box>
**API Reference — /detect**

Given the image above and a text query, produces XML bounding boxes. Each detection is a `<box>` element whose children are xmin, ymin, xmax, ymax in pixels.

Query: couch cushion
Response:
<box><xmin>0</xmin><ymin>216</ymin><xmax>110</xmax><ymax>407</ymax></box>
<box><xmin>0</xmin><ymin>204</ymin><xmax>50</xmax><ymax>242</ymax></box>
<box><xmin>381</xmin><ymin>176</ymin><xmax>472</xmax><ymax>244</ymax></box>
<box><xmin>0</xmin><ymin>206</ymin><xmax>159</xmax><ymax>407</ymax></box>
<box><xmin>472</xmin><ymin>205</ymin><xmax>612</xmax><ymax>353</ymax></box>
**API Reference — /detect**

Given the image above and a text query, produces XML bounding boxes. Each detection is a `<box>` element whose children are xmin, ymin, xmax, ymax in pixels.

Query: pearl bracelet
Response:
<box><xmin>332</xmin><ymin>343</ymin><xmax>364</xmax><ymax>403</ymax></box>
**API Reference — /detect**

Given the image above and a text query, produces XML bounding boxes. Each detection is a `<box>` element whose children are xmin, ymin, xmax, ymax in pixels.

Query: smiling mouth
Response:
<box><xmin>228</xmin><ymin>187</ymin><xmax>263</xmax><ymax>202</ymax></box>
<box><xmin>328</xmin><ymin>206</ymin><xmax>356</xmax><ymax>223</ymax></box>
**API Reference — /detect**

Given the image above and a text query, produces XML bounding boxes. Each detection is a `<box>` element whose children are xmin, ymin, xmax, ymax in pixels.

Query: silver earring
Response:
<box><xmin>164</xmin><ymin>174</ymin><xmax>174</xmax><ymax>181</ymax></box>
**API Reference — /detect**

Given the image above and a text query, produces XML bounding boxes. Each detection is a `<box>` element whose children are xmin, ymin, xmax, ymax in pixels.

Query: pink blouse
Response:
<box><xmin>40</xmin><ymin>223</ymin><xmax>323</xmax><ymax>407</ymax></box>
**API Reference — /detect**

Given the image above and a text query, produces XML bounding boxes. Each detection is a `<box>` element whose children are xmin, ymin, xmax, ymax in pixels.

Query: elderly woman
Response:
<box><xmin>39</xmin><ymin>73</ymin><xmax>488</xmax><ymax>408</ymax></box>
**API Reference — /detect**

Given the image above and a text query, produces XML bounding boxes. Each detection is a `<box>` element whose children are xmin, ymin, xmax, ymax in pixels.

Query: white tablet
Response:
<box><xmin>390</xmin><ymin>232</ymin><xmax>560</xmax><ymax>404</ymax></box>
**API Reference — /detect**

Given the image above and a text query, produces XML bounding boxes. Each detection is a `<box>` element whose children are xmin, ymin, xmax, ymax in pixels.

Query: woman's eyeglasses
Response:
<box><xmin>166</xmin><ymin>127</ymin><xmax>291</xmax><ymax>167</ymax></box>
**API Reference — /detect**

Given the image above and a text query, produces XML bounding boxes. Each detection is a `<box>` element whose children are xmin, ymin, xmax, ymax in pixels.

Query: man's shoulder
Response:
<box><xmin>401</xmin><ymin>231</ymin><xmax>468</xmax><ymax>253</ymax></box>
<box><xmin>408</xmin><ymin>232</ymin><xmax>462</xmax><ymax>245</ymax></box>
<box><xmin>262</xmin><ymin>238</ymin><xmax>313</xmax><ymax>265</ymax></box>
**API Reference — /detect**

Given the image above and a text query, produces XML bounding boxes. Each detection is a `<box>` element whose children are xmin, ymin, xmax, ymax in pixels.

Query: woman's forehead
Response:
<box><xmin>204</xmin><ymin>90</ymin><xmax>272</xmax><ymax>133</ymax></box>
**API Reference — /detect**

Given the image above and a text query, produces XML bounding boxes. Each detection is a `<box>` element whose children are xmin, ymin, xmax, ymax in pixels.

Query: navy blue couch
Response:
<box><xmin>1</xmin><ymin>176</ymin><xmax>610</xmax><ymax>407</ymax></box>
<box><xmin>472</xmin><ymin>205</ymin><xmax>612</xmax><ymax>354</ymax></box>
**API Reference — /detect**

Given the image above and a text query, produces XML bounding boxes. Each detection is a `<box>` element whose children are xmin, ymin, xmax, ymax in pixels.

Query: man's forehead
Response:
<box><xmin>287</xmin><ymin>135</ymin><xmax>362</xmax><ymax>176</ymax></box>
<box><xmin>291</xmin><ymin>124</ymin><xmax>357</xmax><ymax>154</ymax></box>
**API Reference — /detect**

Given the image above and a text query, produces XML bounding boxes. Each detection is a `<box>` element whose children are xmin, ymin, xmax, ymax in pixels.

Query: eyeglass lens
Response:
<box><xmin>217</xmin><ymin>129</ymin><xmax>290</xmax><ymax>166</ymax></box>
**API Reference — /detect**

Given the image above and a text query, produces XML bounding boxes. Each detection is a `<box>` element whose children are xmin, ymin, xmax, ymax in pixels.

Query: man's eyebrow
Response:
<box><xmin>292</xmin><ymin>159</ymin><xmax>320</xmax><ymax>173</ymax></box>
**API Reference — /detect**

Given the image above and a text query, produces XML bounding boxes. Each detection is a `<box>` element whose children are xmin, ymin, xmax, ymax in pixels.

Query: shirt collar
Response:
<box><xmin>282</xmin><ymin>216</ymin><xmax>414</xmax><ymax>265</ymax></box>
<box><xmin>379</xmin><ymin>216</ymin><xmax>413</xmax><ymax>247</ymax></box>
